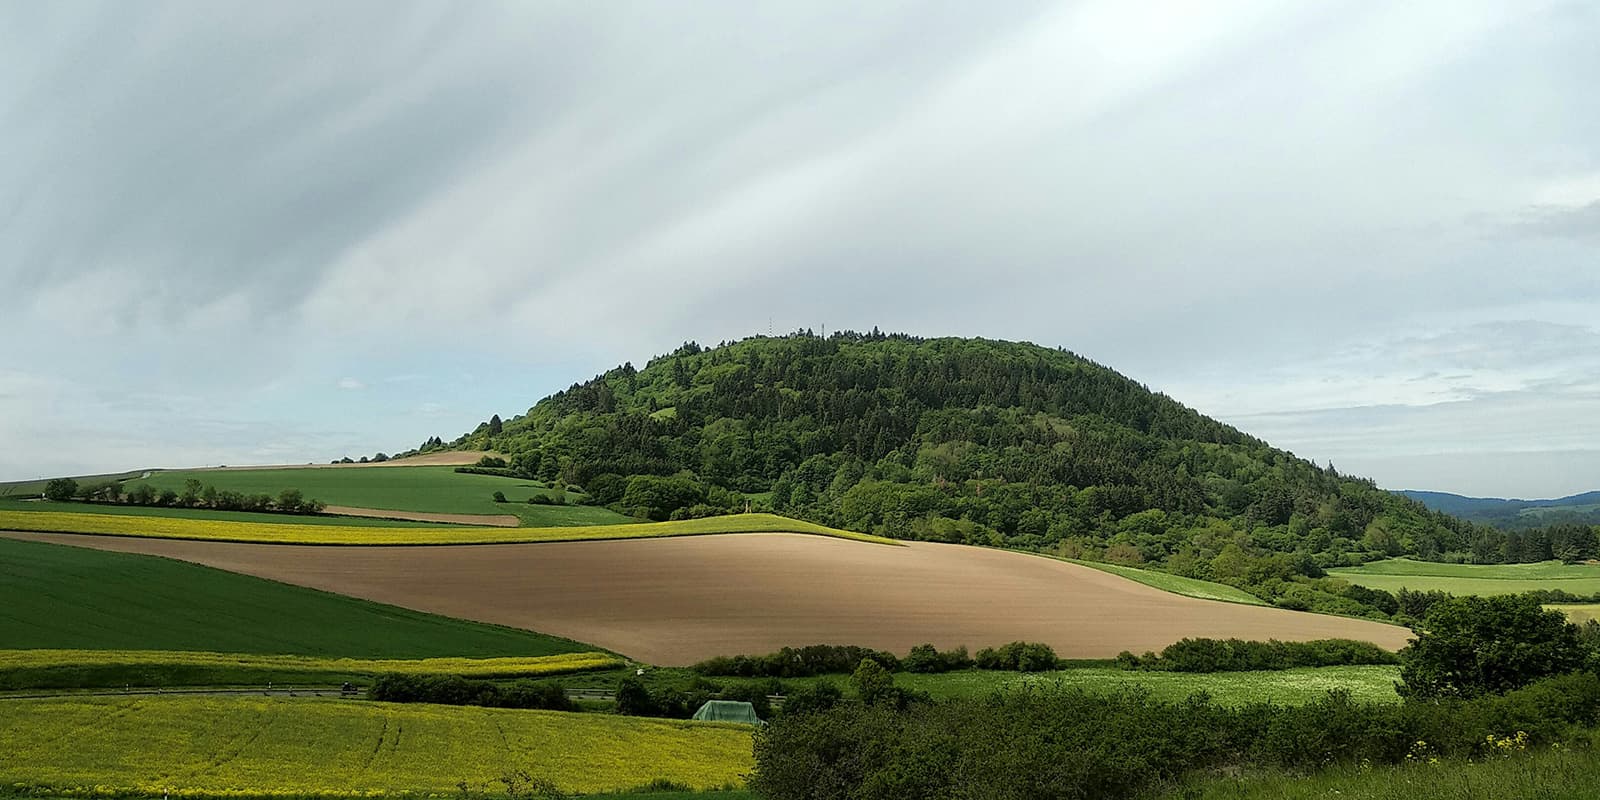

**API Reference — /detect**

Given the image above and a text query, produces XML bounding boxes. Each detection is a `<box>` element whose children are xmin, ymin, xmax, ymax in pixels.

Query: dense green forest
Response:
<box><xmin>429</xmin><ymin>332</ymin><xmax>1589</xmax><ymax>619</ymax></box>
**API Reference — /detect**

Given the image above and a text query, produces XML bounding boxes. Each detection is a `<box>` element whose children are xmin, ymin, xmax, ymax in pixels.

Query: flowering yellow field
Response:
<box><xmin>0</xmin><ymin>696</ymin><xmax>754</xmax><ymax>796</ymax></box>
<box><xmin>0</xmin><ymin>649</ymin><xmax>621</xmax><ymax>678</ymax></box>
<box><xmin>0</xmin><ymin>510</ymin><xmax>895</xmax><ymax>546</ymax></box>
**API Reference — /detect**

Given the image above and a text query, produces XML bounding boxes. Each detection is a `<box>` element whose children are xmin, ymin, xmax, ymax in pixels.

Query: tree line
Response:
<box><xmin>43</xmin><ymin>477</ymin><xmax>325</xmax><ymax>515</ymax></box>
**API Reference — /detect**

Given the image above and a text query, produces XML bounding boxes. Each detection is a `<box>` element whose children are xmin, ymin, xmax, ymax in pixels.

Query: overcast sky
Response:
<box><xmin>3</xmin><ymin>1</ymin><xmax>1597</xmax><ymax>498</ymax></box>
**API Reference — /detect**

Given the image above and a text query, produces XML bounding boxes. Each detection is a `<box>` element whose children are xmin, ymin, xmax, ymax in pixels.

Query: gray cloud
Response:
<box><xmin>2</xmin><ymin>0</ymin><xmax>1599</xmax><ymax>496</ymax></box>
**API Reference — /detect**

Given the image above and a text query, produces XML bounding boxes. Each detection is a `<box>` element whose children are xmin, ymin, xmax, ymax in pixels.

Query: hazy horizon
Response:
<box><xmin>4</xmin><ymin>1</ymin><xmax>1598</xmax><ymax>498</ymax></box>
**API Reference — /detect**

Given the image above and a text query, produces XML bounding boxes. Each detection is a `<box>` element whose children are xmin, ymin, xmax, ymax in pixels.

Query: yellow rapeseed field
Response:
<box><xmin>0</xmin><ymin>510</ymin><xmax>896</xmax><ymax>546</ymax></box>
<box><xmin>0</xmin><ymin>650</ymin><xmax>621</xmax><ymax>678</ymax></box>
<box><xmin>0</xmin><ymin>696</ymin><xmax>754</xmax><ymax>796</ymax></box>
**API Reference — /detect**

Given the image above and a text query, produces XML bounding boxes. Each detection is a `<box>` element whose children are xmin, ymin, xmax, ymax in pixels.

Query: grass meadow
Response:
<box><xmin>1058</xmin><ymin>558</ymin><xmax>1267</xmax><ymax>605</ymax></box>
<box><xmin>0</xmin><ymin>696</ymin><xmax>753</xmax><ymax>796</ymax></box>
<box><xmin>1328</xmin><ymin>558</ymin><xmax>1600</xmax><ymax>596</ymax></box>
<box><xmin>1166</xmin><ymin>743</ymin><xmax>1600</xmax><ymax>799</ymax></box>
<box><xmin>124</xmin><ymin>465</ymin><xmax>634</xmax><ymax>527</ymax></box>
<box><xmin>0</xmin><ymin>510</ymin><xmax>897</xmax><ymax>545</ymax></box>
<box><xmin>0</xmin><ymin>536</ymin><xmax>593</xmax><ymax>658</ymax></box>
<box><xmin>0</xmin><ymin>498</ymin><xmax>454</xmax><ymax>526</ymax></box>
<box><xmin>584</xmin><ymin>664</ymin><xmax>1404</xmax><ymax>708</ymax></box>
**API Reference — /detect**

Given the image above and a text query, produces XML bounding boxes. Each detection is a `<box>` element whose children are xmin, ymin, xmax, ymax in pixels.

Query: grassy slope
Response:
<box><xmin>1329</xmin><ymin>558</ymin><xmax>1600</xmax><ymax>596</ymax></box>
<box><xmin>125</xmin><ymin>465</ymin><xmax>633</xmax><ymax>527</ymax></box>
<box><xmin>0</xmin><ymin>696</ymin><xmax>753</xmax><ymax>796</ymax></box>
<box><xmin>1168</xmin><ymin>746</ymin><xmax>1600</xmax><ymax>800</ymax></box>
<box><xmin>0</xmin><ymin>510</ymin><xmax>898</xmax><ymax>545</ymax></box>
<box><xmin>1059</xmin><ymin>558</ymin><xmax>1267</xmax><ymax>605</ymax></box>
<box><xmin>0</xmin><ymin>498</ymin><xmax>453</xmax><ymax>527</ymax></box>
<box><xmin>0</xmin><ymin>536</ymin><xmax>594</xmax><ymax>657</ymax></box>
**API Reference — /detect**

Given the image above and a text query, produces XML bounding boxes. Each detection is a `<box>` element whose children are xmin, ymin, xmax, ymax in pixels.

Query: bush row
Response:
<box><xmin>751</xmin><ymin>671</ymin><xmax>1600</xmax><ymax>800</ymax></box>
<box><xmin>43</xmin><ymin>478</ymin><xmax>325</xmax><ymax>515</ymax></box>
<box><xmin>615</xmin><ymin>676</ymin><xmax>778</xmax><ymax>719</ymax></box>
<box><xmin>1117</xmin><ymin>638</ymin><xmax>1399</xmax><ymax>672</ymax></box>
<box><xmin>368</xmin><ymin>674</ymin><xmax>575</xmax><ymax>711</ymax></box>
<box><xmin>693</xmin><ymin>645</ymin><xmax>902</xmax><ymax>678</ymax></box>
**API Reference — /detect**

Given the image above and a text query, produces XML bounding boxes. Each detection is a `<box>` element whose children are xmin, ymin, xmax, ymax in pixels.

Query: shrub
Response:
<box><xmin>1137</xmin><ymin>638</ymin><xmax>1398</xmax><ymax>673</ymax></box>
<box><xmin>974</xmin><ymin>641</ymin><xmax>1058</xmax><ymax>672</ymax></box>
<box><xmin>369</xmin><ymin>673</ymin><xmax>574</xmax><ymax>711</ymax></box>
<box><xmin>692</xmin><ymin>645</ymin><xmax>900</xmax><ymax>678</ymax></box>
<box><xmin>43</xmin><ymin>478</ymin><xmax>78</xmax><ymax>501</ymax></box>
<box><xmin>1400</xmin><ymin>595</ymin><xmax>1588</xmax><ymax>698</ymax></box>
<box><xmin>902</xmin><ymin>643</ymin><xmax>973</xmax><ymax>673</ymax></box>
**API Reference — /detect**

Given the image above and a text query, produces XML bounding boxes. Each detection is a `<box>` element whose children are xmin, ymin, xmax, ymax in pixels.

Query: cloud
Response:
<box><xmin>1</xmin><ymin>0</ymin><xmax>1598</xmax><ymax>496</ymax></box>
<box><xmin>337</xmin><ymin>378</ymin><xmax>367</xmax><ymax>391</ymax></box>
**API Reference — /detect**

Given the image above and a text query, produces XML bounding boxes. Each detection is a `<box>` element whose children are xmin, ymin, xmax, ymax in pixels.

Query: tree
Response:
<box><xmin>1399</xmin><ymin>595</ymin><xmax>1588</xmax><ymax>698</ymax></box>
<box><xmin>43</xmin><ymin>478</ymin><xmax>78</xmax><ymax>502</ymax></box>
<box><xmin>492</xmin><ymin>491</ymin><xmax>507</xmax><ymax>503</ymax></box>
<box><xmin>277</xmin><ymin>488</ymin><xmax>304</xmax><ymax>513</ymax></box>
<box><xmin>851</xmin><ymin>657</ymin><xmax>894</xmax><ymax>704</ymax></box>
<box><xmin>488</xmin><ymin>415</ymin><xmax>503</xmax><ymax>436</ymax></box>
<box><xmin>181</xmin><ymin>479</ymin><xmax>204</xmax><ymax>507</ymax></box>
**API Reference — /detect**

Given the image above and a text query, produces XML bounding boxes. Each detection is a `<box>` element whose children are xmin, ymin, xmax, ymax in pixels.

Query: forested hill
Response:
<box><xmin>438</xmin><ymin>332</ymin><xmax>1482</xmax><ymax>617</ymax></box>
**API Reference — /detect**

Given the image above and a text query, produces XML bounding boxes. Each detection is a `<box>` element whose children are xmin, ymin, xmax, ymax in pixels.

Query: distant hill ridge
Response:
<box><xmin>415</xmin><ymin>332</ymin><xmax>1488</xmax><ymax>621</ymax></box>
<box><xmin>1399</xmin><ymin>489</ymin><xmax>1600</xmax><ymax>529</ymax></box>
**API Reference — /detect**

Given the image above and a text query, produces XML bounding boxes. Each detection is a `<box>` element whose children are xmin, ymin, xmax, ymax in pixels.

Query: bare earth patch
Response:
<box><xmin>0</xmin><ymin>532</ymin><xmax>1414</xmax><ymax>665</ymax></box>
<box><xmin>320</xmin><ymin>506</ymin><xmax>521</xmax><ymax>527</ymax></box>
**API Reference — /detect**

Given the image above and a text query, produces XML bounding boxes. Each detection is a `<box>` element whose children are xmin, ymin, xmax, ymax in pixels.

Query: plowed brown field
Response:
<box><xmin>2</xmin><ymin>531</ymin><xmax>1413</xmax><ymax>664</ymax></box>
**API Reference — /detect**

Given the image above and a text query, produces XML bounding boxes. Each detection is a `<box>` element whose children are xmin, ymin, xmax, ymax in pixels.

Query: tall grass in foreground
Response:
<box><xmin>1169</xmin><ymin>742</ymin><xmax>1600</xmax><ymax>799</ymax></box>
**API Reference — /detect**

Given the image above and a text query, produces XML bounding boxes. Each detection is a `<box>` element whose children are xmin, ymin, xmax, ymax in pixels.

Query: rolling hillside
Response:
<box><xmin>433</xmin><ymin>332</ymin><xmax>1472</xmax><ymax>617</ymax></box>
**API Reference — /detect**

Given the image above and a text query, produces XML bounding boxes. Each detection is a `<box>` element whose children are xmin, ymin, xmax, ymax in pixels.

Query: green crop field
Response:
<box><xmin>124</xmin><ymin>465</ymin><xmax>634</xmax><ymax>527</ymax></box>
<box><xmin>0</xmin><ymin>696</ymin><xmax>753</xmax><ymax>796</ymax></box>
<box><xmin>603</xmin><ymin>665</ymin><xmax>1404</xmax><ymax>708</ymax></box>
<box><xmin>0</xmin><ymin>498</ymin><xmax>453</xmax><ymax>526</ymax></box>
<box><xmin>1058</xmin><ymin>558</ymin><xmax>1267</xmax><ymax>605</ymax></box>
<box><xmin>0</xmin><ymin>510</ymin><xmax>897</xmax><ymax>545</ymax></box>
<box><xmin>0</xmin><ymin>536</ymin><xmax>594</xmax><ymax>658</ymax></box>
<box><xmin>890</xmin><ymin>665</ymin><xmax>1403</xmax><ymax>706</ymax></box>
<box><xmin>1329</xmin><ymin>558</ymin><xmax>1600</xmax><ymax>596</ymax></box>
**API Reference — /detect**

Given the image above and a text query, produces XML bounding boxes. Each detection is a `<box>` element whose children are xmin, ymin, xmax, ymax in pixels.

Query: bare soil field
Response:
<box><xmin>321</xmin><ymin>505</ymin><xmax>521</xmax><ymax>527</ymax></box>
<box><xmin>0</xmin><ymin>532</ymin><xmax>1413</xmax><ymax>664</ymax></box>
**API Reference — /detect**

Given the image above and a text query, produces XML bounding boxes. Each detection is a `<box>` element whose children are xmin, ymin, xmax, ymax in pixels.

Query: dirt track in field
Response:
<box><xmin>1</xmin><ymin>532</ymin><xmax>1414</xmax><ymax>665</ymax></box>
<box><xmin>320</xmin><ymin>506</ymin><xmax>521</xmax><ymax>527</ymax></box>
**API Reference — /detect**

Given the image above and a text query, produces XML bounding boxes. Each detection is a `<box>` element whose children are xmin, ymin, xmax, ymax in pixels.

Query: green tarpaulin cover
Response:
<box><xmin>691</xmin><ymin>700</ymin><xmax>762</xmax><ymax>724</ymax></box>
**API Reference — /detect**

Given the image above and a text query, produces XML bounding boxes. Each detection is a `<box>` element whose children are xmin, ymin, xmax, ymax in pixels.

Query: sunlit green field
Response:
<box><xmin>1329</xmin><ymin>558</ymin><xmax>1600</xmax><ymax>596</ymax></box>
<box><xmin>0</xmin><ymin>498</ymin><xmax>452</xmax><ymax>526</ymax></box>
<box><xmin>0</xmin><ymin>536</ymin><xmax>591</xmax><ymax>658</ymax></box>
<box><xmin>122</xmin><ymin>465</ymin><xmax>632</xmax><ymax>527</ymax></box>
<box><xmin>0</xmin><ymin>696</ymin><xmax>754</xmax><ymax>796</ymax></box>
<box><xmin>1059</xmin><ymin>558</ymin><xmax>1267</xmax><ymax>605</ymax></box>
<box><xmin>892</xmin><ymin>665</ymin><xmax>1403</xmax><ymax>706</ymax></box>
